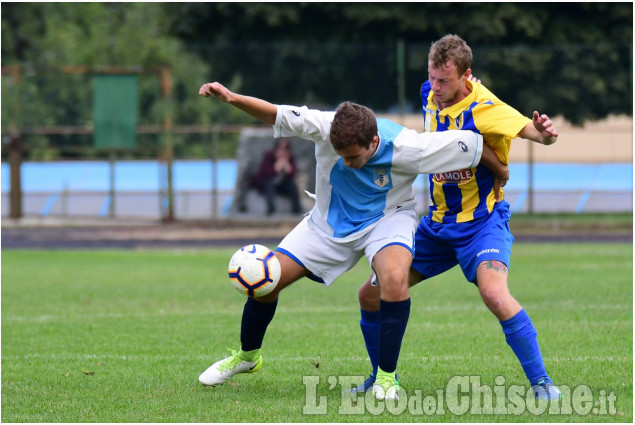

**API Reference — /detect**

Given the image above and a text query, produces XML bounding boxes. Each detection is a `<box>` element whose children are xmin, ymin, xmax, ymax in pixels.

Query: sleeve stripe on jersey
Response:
<box><xmin>469</xmin><ymin>133</ymin><xmax>481</xmax><ymax>168</ymax></box>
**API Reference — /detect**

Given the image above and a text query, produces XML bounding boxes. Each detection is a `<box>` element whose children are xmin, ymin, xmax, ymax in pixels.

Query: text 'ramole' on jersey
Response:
<box><xmin>433</xmin><ymin>168</ymin><xmax>474</xmax><ymax>184</ymax></box>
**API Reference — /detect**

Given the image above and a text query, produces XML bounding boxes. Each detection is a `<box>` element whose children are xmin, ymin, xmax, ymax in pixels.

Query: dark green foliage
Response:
<box><xmin>164</xmin><ymin>2</ymin><xmax>632</xmax><ymax>125</ymax></box>
<box><xmin>1</xmin><ymin>3</ymin><xmax>632</xmax><ymax>159</ymax></box>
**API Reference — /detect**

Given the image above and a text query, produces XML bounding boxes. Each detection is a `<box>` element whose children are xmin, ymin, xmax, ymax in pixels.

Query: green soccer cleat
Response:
<box><xmin>198</xmin><ymin>349</ymin><xmax>262</xmax><ymax>386</ymax></box>
<box><xmin>349</xmin><ymin>372</ymin><xmax>399</xmax><ymax>393</ymax></box>
<box><xmin>372</xmin><ymin>368</ymin><xmax>400</xmax><ymax>400</ymax></box>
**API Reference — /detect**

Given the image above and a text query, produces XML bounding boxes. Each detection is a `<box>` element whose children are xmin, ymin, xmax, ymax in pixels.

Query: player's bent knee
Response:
<box><xmin>378</xmin><ymin>266</ymin><xmax>408</xmax><ymax>286</ymax></box>
<box><xmin>483</xmin><ymin>296</ymin><xmax>505</xmax><ymax>315</ymax></box>
<box><xmin>378</xmin><ymin>273</ymin><xmax>410</xmax><ymax>301</ymax></box>
<box><xmin>479</xmin><ymin>286</ymin><xmax>512</xmax><ymax>314</ymax></box>
<box><xmin>358</xmin><ymin>281</ymin><xmax>380</xmax><ymax>310</ymax></box>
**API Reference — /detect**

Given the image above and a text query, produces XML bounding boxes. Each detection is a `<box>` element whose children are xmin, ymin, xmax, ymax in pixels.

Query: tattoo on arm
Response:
<box><xmin>482</xmin><ymin>260</ymin><xmax>508</xmax><ymax>274</ymax></box>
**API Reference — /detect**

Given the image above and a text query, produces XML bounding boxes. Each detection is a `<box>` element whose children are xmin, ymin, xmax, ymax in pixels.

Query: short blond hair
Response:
<box><xmin>429</xmin><ymin>34</ymin><xmax>472</xmax><ymax>75</ymax></box>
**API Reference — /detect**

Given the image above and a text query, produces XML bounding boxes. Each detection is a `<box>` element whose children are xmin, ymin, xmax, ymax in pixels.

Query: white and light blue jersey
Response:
<box><xmin>273</xmin><ymin>105</ymin><xmax>483</xmax><ymax>241</ymax></box>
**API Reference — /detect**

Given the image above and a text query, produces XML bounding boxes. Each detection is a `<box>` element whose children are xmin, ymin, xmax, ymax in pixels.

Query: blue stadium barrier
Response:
<box><xmin>40</xmin><ymin>194</ymin><xmax>59</xmax><ymax>217</ymax></box>
<box><xmin>575</xmin><ymin>191</ymin><xmax>592</xmax><ymax>214</ymax></box>
<box><xmin>1</xmin><ymin>161</ymin><xmax>632</xmax><ymax>217</ymax></box>
<box><xmin>98</xmin><ymin>196</ymin><xmax>112</xmax><ymax>217</ymax></box>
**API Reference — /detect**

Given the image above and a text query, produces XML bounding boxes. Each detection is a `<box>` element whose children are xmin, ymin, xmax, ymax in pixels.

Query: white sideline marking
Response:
<box><xmin>3</xmin><ymin>303</ymin><xmax>631</xmax><ymax>323</ymax></box>
<box><xmin>1</xmin><ymin>353</ymin><xmax>630</xmax><ymax>363</ymax></box>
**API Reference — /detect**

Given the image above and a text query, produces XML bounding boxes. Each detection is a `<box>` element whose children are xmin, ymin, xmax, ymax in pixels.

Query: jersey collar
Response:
<box><xmin>371</xmin><ymin>132</ymin><xmax>384</xmax><ymax>159</ymax></box>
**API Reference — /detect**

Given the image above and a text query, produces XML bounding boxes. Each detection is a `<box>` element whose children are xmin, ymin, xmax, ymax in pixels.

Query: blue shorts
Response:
<box><xmin>411</xmin><ymin>201</ymin><xmax>514</xmax><ymax>284</ymax></box>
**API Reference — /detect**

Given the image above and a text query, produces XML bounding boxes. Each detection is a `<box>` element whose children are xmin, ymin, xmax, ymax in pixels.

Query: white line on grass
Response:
<box><xmin>1</xmin><ymin>353</ymin><xmax>630</xmax><ymax>363</ymax></box>
<box><xmin>3</xmin><ymin>303</ymin><xmax>631</xmax><ymax>323</ymax></box>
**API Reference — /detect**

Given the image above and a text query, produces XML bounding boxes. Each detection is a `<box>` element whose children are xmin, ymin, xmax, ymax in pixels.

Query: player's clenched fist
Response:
<box><xmin>199</xmin><ymin>82</ymin><xmax>232</xmax><ymax>103</ymax></box>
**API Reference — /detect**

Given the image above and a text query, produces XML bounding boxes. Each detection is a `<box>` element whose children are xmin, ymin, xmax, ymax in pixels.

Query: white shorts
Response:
<box><xmin>276</xmin><ymin>208</ymin><xmax>417</xmax><ymax>286</ymax></box>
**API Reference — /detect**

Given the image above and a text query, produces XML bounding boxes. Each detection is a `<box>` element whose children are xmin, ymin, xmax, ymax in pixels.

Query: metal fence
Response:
<box><xmin>1</xmin><ymin>126</ymin><xmax>632</xmax><ymax>220</ymax></box>
<box><xmin>1</xmin><ymin>40</ymin><xmax>632</xmax><ymax>221</ymax></box>
<box><xmin>3</xmin><ymin>188</ymin><xmax>632</xmax><ymax>220</ymax></box>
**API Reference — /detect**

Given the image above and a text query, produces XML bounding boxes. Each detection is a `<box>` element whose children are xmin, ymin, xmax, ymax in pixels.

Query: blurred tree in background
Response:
<box><xmin>1</xmin><ymin>3</ymin><xmax>237</xmax><ymax>159</ymax></box>
<box><xmin>1</xmin><ymin>2</ymin><xmax>218</xmax><ymax>124</ymax></box>
<box><xmin>2</xmin><ymin>2</ymin><xmax>632</xmax><ymax>160</ymax></box>
<box><xmin>165</xmin><ymin>2</ymin><xmax>632</xmax><ymax>125</ymax></box>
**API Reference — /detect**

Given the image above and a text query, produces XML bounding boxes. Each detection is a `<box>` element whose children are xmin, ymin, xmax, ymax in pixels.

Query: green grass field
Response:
<box><xmin>2</xmin><ymin>243</ymin><xmax>632</xmax><ymax>422</ymax></box>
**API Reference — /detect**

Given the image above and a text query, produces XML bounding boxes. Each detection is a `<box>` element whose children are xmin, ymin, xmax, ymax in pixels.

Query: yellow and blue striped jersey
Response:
<box><xmin>421</xmin><ymin>79</ymin><xmax>531</xmax><ymax>223</ymax></box>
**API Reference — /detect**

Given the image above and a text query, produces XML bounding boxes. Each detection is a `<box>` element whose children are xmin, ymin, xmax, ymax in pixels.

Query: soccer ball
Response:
<box><xmin>228</xmin><ymin>244</ymin><xmax>281</xmax><ymax>297</ymax></box>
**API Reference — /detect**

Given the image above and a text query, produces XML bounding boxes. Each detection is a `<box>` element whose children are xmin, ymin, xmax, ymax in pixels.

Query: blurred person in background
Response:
<box><xmin>251</xmin><ymin>138</ymin><xmax>302</xmax><ymax>215</ymax></box>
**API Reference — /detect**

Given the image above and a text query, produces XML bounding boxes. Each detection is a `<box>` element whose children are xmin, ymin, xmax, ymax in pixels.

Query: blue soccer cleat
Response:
<box><xmin>349</xmin><ymin>372</ymin><xmax>376</xmax><ymax>393</ymax></box>
<box><xmin>532</xmin><ymin>378</ymin><xmax>562</xmax><ymax>400</ymax></box>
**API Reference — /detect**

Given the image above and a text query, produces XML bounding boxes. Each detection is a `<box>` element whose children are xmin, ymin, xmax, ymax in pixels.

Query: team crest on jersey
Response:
<box><xmin>455</xmin><ymin>114</ymin><xmax>464</xmax><ymax>129</ymax></box>
<box><xmin>374</xmin><ymin>168</ymin><xmax>390</xmax><ymax>188</ymax></box>
<box><xmin>433</xmin><ymin>168</ymin><xmax>474</xmax><ymax>184</ymax></box>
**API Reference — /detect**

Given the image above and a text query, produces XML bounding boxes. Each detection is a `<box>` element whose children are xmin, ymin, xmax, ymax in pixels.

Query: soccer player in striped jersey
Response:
<box><xmin>352</xmin><ymin>34</ymin><xmax>561</xmax><ymax>400</ymax></box>
<box><xmin>196</xmin><ymin>81</ymin><xmax>508</xmax><ymax>400</ymax></box>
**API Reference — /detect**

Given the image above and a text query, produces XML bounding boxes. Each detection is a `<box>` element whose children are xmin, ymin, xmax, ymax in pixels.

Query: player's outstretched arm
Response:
<box><xmin>199</xmin><ymin>82</ymin><xmax>277</xmax><ymax>125</ymax></box>
<box><xmin>519</xmin><ymin>111</ymin><xmax>558</xmax><ymax>145</ymax></box>
<box><xmin>480</xmin><ymin>143</ymin><xmax>509</xmax><ymax>201</ymax></box>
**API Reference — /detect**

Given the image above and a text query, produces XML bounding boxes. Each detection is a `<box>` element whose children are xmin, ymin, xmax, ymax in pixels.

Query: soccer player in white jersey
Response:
<box><xmin>196</xmin><ymin>81</ymin><xmax>507</xmax><ymax>400</ymax></box>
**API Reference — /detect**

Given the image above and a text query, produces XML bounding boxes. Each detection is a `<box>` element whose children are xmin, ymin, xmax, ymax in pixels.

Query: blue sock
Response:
<box><xmin>500</xmin><ymin>309</ymin><xmax>550</xmax><ymax>386</ymax></box>
<box><xmin>378</xmin><ymin>298</ymin><xmax>411</xmax><ymax>374</ymax></box>
<box><xmin>360</xmin><ymin>309</ymin><xmax>380</xmax><ymax>375</ymax></box>
<box><xmin>240</xmin><ymin>297</ymin><xmax>278</xmax><ymax>351</ymax></box>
